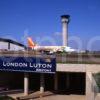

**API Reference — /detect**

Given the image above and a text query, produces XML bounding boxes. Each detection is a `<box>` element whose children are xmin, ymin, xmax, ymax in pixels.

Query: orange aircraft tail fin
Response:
<box><xmin>27</xmin><ymin>37</ymin><xmax>36</xmax><ymax>49</ymax></box>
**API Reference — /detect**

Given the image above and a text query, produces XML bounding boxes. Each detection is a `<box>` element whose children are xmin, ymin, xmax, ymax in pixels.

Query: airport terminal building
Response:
<box><xmin>0</xmin><ymin>15</ymin><xmax>99</xmax><ymax>100</ymax></box>
<box><xmin>0</xmin><ymin>38</ymin><xmax>26</xmax><ymax>51</ymax></box>
<box><xmin>0</xmin><ymin>43</ymin><xmax>100</xmax><ymax>100</ymax></box>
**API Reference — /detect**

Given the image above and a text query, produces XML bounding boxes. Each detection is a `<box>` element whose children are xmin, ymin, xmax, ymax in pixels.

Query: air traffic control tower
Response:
<box><xmin>61</xmin><ymin>15</ymin><xmax>70</xmax><ymax>46</ymax></box>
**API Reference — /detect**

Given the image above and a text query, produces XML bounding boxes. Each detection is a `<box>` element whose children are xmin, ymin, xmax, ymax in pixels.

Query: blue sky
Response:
<box><xmin>0</xmin><ymin>0</ymin><xmax>100</xmax><ymax>51</ymax></box>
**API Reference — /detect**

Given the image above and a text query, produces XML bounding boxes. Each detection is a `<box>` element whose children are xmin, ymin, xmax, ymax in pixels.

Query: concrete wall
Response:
<box><xmin>57</xmin><ymin>64</ymin><xmax>100</xmax><ymax>73</ymax></box>
<box><xmin>56</xmin><ymin>54</ymin><xmax>100</xmax><ymax>64</ymax></box>
<box><xmin>57</xmin><ymin>64</ymin><xmax>86</xmax><ymax>72</ymax></box>
<box><xmin>57</xmin><ymin>64</ymin><xmax>100</xmax><ymax>100</ymax></box>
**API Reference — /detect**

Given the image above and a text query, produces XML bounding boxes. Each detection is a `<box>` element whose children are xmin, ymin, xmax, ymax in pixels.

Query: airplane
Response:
<box><xmin>27</xmin><ymin>37</ymin><xmax>76</xmax><ymax>53</ymax></box>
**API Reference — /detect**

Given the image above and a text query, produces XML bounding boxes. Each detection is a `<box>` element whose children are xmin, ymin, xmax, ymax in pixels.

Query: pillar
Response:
<box><xmin>40</xmin><ymin>73</ymin><xmax>45</xmax><ymax>94</ymax></box>
<box><xmin>66</xmin><ymin>73</ymin><xmax>70</xmax><ymax>90</ymax></box>
<box><xmin>24</xmin><ymin>73</ymin><xmax>29</xmax><ymax>96</ymax></box>
<box><xmin>54</xmin><ymin>73</ymin><xmax>58</xmax><ymax>91</ymax></box>
<box><xmin>86</xmin><ymin>72</ymin><xmax>94</xmax><ymax>100</ymax></box>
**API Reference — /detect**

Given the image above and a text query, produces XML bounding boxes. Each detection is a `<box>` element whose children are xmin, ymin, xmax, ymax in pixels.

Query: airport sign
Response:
<box><xmin>0</xmin><ymin>56</ymin><xmax>56</xmax><ymax>73</ymax></box>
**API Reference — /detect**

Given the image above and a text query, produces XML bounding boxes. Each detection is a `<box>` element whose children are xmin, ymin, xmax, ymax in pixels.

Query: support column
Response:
<box><xmin>40</xmin><ymin>73</ymin><xmax>45</xmax><ymax>94</ymax></box>
<box><xmin>66</xmin><ymin>73</ymin><xmax>70</xmax><ymax>90</ymax></box>
<box><xmin>86</xmin><ymin>72</ymin><xmax>94</xmax><ymax>100</ymax></box>
<box><xmin>54</xmin><ymin>73</ymin><xmax>58</xmax><ymax>91</ymax></box>
<box><xmin>24</xmin><ymin>73</ymin><xmax>29</xmax><ymax>96</ymax></box>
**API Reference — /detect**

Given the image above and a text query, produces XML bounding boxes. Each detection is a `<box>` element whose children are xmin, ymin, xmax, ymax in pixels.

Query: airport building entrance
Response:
<box><xmin>57</xmin><ymin>72</ymin><xmax>86</xmax><ymax>94</ymax></box>
<box><xmin>0</xmin><ymin>55</ymin><xmax>86</xmax><ymax>96</ymax></box>
<box><xmin>0</xmin><ymin>55</ymin><xmax>56</xmax><ymax>96</ymax></box>
<box><xmin>0</xmin><ymin>72</ymin><xmax>86</xmax><ymax>95</ymax></box>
